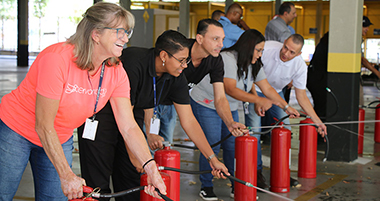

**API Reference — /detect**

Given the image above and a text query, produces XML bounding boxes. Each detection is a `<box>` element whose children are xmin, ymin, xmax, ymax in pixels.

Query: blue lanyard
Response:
<box><xmin>153</xmin><ymin>77</ymin><xmax>166</xmax><ymax>116</ymax></box>
<box><xmin>90</xmin><ymin>62</ymin><xmax>105</xmax><ymax>121</ymax></box>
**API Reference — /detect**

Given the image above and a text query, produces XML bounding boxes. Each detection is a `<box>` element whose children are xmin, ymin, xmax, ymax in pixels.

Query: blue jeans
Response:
<box><xmin>157</xmin><ymin>104</ymin><xmax>177</xmax><ymax>143</ymax></box>
<box><xmin>190</xmin><ymin>98</ymin><xmax>238</xmax><ymax>188</ymax></box>
<box><xmin>0</xmin><ymin>119</ymin><xmax>73</xmax><ymax>201</ymax></box>
<box><xmin>244</xmin><ymin>91</ymin><xmax>290</xmax><ymax>170</ymax></box>
<box><xmin>143</xmin><ymin>105</ymin><xmax>177</xmax><ymax>155</ymax></box>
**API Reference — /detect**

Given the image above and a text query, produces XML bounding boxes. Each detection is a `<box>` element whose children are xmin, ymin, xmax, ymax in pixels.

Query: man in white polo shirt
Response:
<box><xmin>245</xmin><ymin>34</ymin><xmax>327</xmax><ymax>189</ymax></box>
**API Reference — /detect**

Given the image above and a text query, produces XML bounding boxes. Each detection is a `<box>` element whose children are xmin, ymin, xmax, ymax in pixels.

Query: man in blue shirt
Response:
<box><xmin>218</xmin><ymin>3</ymin><xmax>250</xmax><ymax>48</ymax></box>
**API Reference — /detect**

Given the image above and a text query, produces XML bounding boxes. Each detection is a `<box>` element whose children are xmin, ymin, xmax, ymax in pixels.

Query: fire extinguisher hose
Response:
<box><xmin>171</xmin><ymin>114</ymin><xmax>297</xmax><ymax>151</ymax></box>
<box><xmin>88</xmin><ymin>186</ymin><xmax>172</xmax><ymax>201</ymax></box>
<box><xmin>170</xmin><ymin>113</ymin><xmax>329</xmax><ymax>161</ymax></box>
<box><xmin>362</xmin><ymin>100</ymin><xmax>380</xmax><ymax>109</ymax></box>
<box><xmin>158</xmin><ymin>166</ymin><xmax>294</xmax><ymax>201</ymax></box>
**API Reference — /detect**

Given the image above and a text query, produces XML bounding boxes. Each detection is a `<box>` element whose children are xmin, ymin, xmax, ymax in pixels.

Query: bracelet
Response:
<box><xmin>207</xmin><ymin>153</ymin><xmax>216</xmax><ymax>162</ymax></box>
<box><xmin>142</xmin><ymin>158</ymin><xmax>155</xmax><ymax>169</ymax></box>
<box><xmin>283</xmin><ymin>104</ymin><xmax>289</xmax><ymax>112</ymax></box>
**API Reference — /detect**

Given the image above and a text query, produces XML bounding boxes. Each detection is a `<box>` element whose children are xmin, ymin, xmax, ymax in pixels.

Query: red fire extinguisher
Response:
<box><xmin>154</xmin><ymin>142</ymin><xmax>180</xmax><ymax>201</ymax></box>
<box><xmin>235</xmin><ymin>134</ymin><xmax>257</xmax><ymax>201</ymax></box>
<box><xmin>358</xmin><ymin>108</ymin><xmax>365</xmax><ymax>154</ymax></box>
<box><xmin>375</xmin><ymin>104</ymin><xmax>380</xmax><ymax>143</ymax></box>
<box><xmin>298</xmin><ymin>118</ymin><xmax>317</xmax><ymax>178</ymax></box>
<box><xmin>270</xmin><ymin>123</ymin><xmax>291</xmax><ymax>193</ymax></box>
<box><xmin>140</xmin><ymin>172</ymin><xmax>171</xmax><ymax>201</ymax></box>
<box><xmin>70</xmin><ymin>186</ymin><xmax>98</xmax><ymax>201</ymax></box>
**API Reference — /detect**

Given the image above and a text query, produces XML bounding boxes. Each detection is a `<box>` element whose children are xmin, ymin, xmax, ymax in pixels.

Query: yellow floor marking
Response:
<box><xmin>294</xmin><ymin>174</ymin><xmax>347</xmax><ymax>201</ymax></box>
<box><xmin>12</xmin><ymin>196</ymin><xmax>35</xmax><ymax>200</ymax></box>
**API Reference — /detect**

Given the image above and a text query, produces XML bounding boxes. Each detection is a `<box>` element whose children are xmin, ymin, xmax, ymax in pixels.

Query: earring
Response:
<box><xmin>162</xmin><ymin>61</ymin><xmax>165</xmax><ymax>66</ymax></box>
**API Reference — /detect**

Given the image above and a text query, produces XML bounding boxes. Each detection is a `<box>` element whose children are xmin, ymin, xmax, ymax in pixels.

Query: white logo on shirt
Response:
<box><xmin>65</xmin><ymin>83</ymin><xmax>107</xmax><ymax>98</ymax></box>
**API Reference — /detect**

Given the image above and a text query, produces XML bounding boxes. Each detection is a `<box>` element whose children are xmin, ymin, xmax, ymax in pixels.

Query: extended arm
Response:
<box><xmin>224</xmin><ymin>77</ymin><xmax>273</xmax><ymax>116</ymax></box>
<box><xmin>294</xmin><ymin>88</ymin><xmax>327</xmax><ymax>136</ymax></box>
<box><xmin>362</xmin><ymin>57</ymin><xmax>380</xmax><ymax>79</ymax></box>
<box><xmin>213</xmin><ymin>82</ymin><xmax>246</xmax><ymax>136</ymax></box>
<box><xmin>110</xmin><ymin>97</ymin><xmax>166</xmax><ymax>198</ymax></box>
<box><xmin>174</xmin><ymin>103</ymin><xmax>229</xmax><ymax>178</ymax></box>
<box><xmin>35</xmin><ymin>93</ymin><xmax>86</xmax><ymax>200</ymax></box>
<box><xmin>256</xmin><ymin>79</ymin><xmax>299</xmax><ymax>117</ymax></box>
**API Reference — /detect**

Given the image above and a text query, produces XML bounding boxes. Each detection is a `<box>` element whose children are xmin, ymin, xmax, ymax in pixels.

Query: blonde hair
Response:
<box><xmin>67</xmin><ymin>2</ymin><xmax>135</xmax><ymax>70</ymax></box>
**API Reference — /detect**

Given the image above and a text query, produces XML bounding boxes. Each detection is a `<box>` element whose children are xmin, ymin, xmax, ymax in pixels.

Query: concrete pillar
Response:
<box><xmin>275</xmin><ymin>0</ymin><xmax>283</xmax><ymax>15</ymax></box>
<box><xmin>225</xmin><ymin>0</ymin><xmax>234</xmax><ymax>14</ymax></box>
<box><xmin>326</xmin><ymin>0</ymin><xmax>363</xmax><ymax>162</ymax></box>
<box><xmin>120</xmin><ymin>0</ymin><xmax>131</xmax><ymax>11</ymax></box>
<box><xmin>17</xmin><ymin>0</ymin><xmax>28</xmax><ymax>67</ymax></box>
<box><xmin>179</xmin><ymin>0</ymin><xmax>190</xmax><ymax>37</ymax></box>
<box><xmin>315</xmin><ymin>0</ymin><xmax>323</xmax><ymax>45</ymax></box>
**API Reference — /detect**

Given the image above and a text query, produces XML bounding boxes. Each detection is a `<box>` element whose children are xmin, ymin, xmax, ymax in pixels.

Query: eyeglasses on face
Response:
<box><xmin>162</xmin><ymin>49</ymin><xmax>192</xmax><ymax>66</ymax></box>
<box><xmin>104</xmin><ymin>27</ymin><xmax>133</xmax><ymax>39</ymax></box>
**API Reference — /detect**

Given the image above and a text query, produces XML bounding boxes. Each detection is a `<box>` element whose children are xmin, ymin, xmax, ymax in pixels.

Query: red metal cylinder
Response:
<box><xmin>375</xmin><ymin>104</ymin><xmax>380</xmax><ymax>143</ymax></box>
<box><xmin>154</xmin><ymin>146</ymin><xmax>180</xmax><ymax>201</ymax></box>
<box><xmin>358</xmin><ymin>108</ymin><xmax>365</xmax><ymax>154</ymax></box>
<box><xmin>270</xmin><ymin>126</ymin><xmax>291</xmax><ymax>193</ymax></box>
<box><xmin>298</xmin><ymin>118</ymin><xmax>317</xmax><ymax>178</ymax></box>
<box><xmin>140</xmin><ymin>172</ymin><xmax>171</xmax><ymax>201</ymax></box>
<box><xmin>235</xmin><ymin>134</ymin><xmax>257</xmax><ymax>201</ymax></box>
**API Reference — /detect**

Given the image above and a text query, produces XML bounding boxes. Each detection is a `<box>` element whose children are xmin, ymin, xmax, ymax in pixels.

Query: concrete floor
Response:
<box><xmin>1</xmin><ymin>55</ymin><xmax>379</xmax><ymax>201</ymax></box>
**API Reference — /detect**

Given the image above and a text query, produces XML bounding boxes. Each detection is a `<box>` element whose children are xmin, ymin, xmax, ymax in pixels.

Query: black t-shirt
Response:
<box><xmin>184</xmin><ymin>39</ymin><xmax>224</xmax><ymax>86</ymax></box>
<box><xmin>307</xmin><ymin>32</ymin><xmax>329</xmax><ymax>83</ymax></box>
<box><xmin>122</xmin><ymin>47</ymin><xmax>190</xmax><ymax>108</ymax></box>
<box><xmin>121</xmin><ymin>47</ymin><xmax>190</xmax><ymax>127</ymax></box>
<box><xmin>161</xmin><ymin>39</ymin><xmax>224</xmax><ymax>105</ymax></box>
<box><xmin>92</xmin><ymin>47</ymin><xmax>190</xmax><ymax>129</ymax></box>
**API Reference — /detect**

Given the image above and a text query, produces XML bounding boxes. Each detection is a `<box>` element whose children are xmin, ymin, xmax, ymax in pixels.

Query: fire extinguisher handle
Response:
<box><xmin>155</xmin><ymin>188</ymin><xmax>173</xmax><ymax>201</ymax></box>
<box><xmin>83</xmin><ymin>186</ymin><xmax>94</xmax><ymax>194</ymax></box>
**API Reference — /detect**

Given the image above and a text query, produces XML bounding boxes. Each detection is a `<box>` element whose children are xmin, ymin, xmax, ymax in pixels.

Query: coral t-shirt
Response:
<box><xmin>0</xmin><ymin>42</ymin><xmax>130</xmax><ymax>147</ymax></box>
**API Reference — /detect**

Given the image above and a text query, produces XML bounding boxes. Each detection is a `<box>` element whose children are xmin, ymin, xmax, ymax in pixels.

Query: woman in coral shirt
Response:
<box><xmin>0</xmin><ymin>2</ymin><xmax>165</xmax><ymax>200</ymax></box>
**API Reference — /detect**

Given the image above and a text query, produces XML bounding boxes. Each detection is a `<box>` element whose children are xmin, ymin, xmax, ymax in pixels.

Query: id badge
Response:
<box><xmin>150</xmin><ymin>117</ymin><xmax>160</xmax><ymax>135</ymax></box>
<box><xmin>82</xmin><ymin>118</ymin><xmax>99</xmax><ymax>141</ymax></box>
<box><xmin>244</xmin><ymin>102</ymin><xmax>250</xmax><ymax>114</ymax></box>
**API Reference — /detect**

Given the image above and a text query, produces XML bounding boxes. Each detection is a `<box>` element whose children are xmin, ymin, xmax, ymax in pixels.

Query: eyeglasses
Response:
<box><xmin>163</xmin><ymin>50</ymin><xmax>192</xmax><ymax>66</ymax></box>
<box><xmin>255</xmin><ymin>48</ymin><xmax>264</xmax><ymax>53</ymax></box>
<box><xmin>104</xmin><ymin>27</ymin><xmax>133</xmax><ymax>39</ymax></box>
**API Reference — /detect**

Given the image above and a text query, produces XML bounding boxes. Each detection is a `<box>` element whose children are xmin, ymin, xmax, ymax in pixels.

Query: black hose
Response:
<box><xmin>95</xmin><ymin>186</ymin><xmax>143</xmax><ymax>198</ymax></box>
<box><xmin>159</xmin><ymin>166</ymin><xmax>211</xmax><ymax>175</ymax></box>
<box><xmin>158</xmin><ymin>166</ymin><xmax>294</xmax><ymax>201</ymax></box>
<box><xmin>248</xmin><ymin>114</ymin><xmax>292</xmax><ymax>135</ymax></box>
<box><xmin>323</xmin><ymin>135</ymin><xmax>329</xmax><ymax>162</ymax></box>
<box><xmin>94</xmin><ymin>186</ymin><xmax>172</xmax><ymax>201</ymax></box>
<box><xmin>171</xmin><ymin>114</ymin><xmax>329</xmax><ymax>162</ymax></box>
<box><xmin>363</xmin><ymin>100</ymin><xmax>380</xmax><ymax>109</ymax></box>
<box><xmin>172</xmin><ymin>114</ymin><xmax>309</xmax><ymax>150</ymax></box>
<box><xmin>158</xmin><ymin>166</ymin><xmax>252</xmax><ymax>187</ymax></box>
<box><xmin>324</xmin><ymin>87</ymin><xmax>339</xmax><ymax>119</ymax></box>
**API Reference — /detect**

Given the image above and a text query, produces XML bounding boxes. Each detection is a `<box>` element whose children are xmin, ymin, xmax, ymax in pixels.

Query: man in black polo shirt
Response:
<box><xmin>78</xmin><ymin>30</ymin><xmax>232</xmax><ymax>201</ymax></box>
<box><xmin>148</xmin><ymin>19</ymin><xmax>246</xmax><ymax>154</ymax></box>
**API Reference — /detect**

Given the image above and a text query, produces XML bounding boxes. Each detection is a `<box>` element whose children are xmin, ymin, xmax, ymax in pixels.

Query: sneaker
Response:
<box><xmin>199</xmin><ymin>187</ymin><xmax>218</xmax><ymax>201</ymax></box>
<box><xmin>290</xmin><ymin>177</ymin><xmax>299</xmax><ymax>187</ymax></box>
